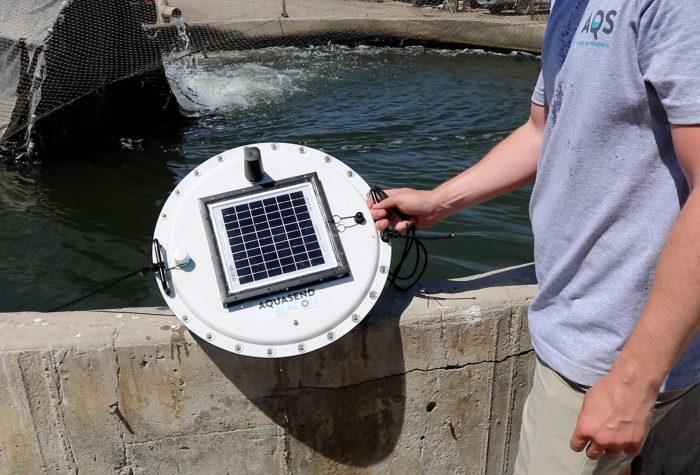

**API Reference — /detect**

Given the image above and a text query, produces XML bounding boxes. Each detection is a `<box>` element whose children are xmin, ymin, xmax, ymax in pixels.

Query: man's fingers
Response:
<box><xmin>394</xmin><ymin>219</ymin><xmax>416</xmax><ymax>233</ymax></box>
<box><xmin>586</xmin><ymin>442</ymin><xmax>604</xmax><ymax>460</ymax></box>
<box><xmin>623</xmin><ymin>443</ymin><xmax>641</xmax><ymax>458</ymax></box>
<box><xmin>604</xmin><ymin>447</ymin><xmax>622</xmax><ymax>460</ymax></box>
<box><xmin>570</xmin><ymin>428</ymin><xmax>588</xmax><ymax>452</ymax></box>
<box><xmin>374</xmin><ymin>218</ymin><xmax>391</xmax><ymax>231</ymax></box>
<box><xmin>370</xmin><ymin>208</ymin><xmax>390</xmax><ymax>221</ymax></box>
<box><xmin>371</xmin><ymin>196</ymin><xmax>398</xmax><ymax>210</ymax></box>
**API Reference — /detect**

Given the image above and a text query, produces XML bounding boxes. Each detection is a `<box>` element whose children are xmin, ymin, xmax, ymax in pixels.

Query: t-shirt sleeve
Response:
<box><xmin>637</xmin><ymin>0</ymin><xmax>700</xmax><ymax>125</ymax></box>
<box><xmin>531</xmin><ymin>70</ymin><xmax>546</xmax><ymax>106</ymax></box>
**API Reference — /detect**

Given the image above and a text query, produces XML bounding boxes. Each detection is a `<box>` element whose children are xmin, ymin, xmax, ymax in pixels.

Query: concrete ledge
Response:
<box><xmin>1</xmin><ymin>264</ymin><xmax>697</xmax><ymax>473</ymax></box>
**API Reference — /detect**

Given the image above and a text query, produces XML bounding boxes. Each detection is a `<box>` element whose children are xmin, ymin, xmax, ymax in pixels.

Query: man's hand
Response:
<box><xmin>569</xmin><ymin>124</ymin><xmax>700</xmax><ymax>462</ymax></box>
<box><xmin>570</xmin><ymin>368</ymin><xmax>657</xmax><ymax>460</ymax></box>
<box><xmin>370</xmin><ymin>188</ymin><xmax>448</xmax><ymax>232</ymax></box>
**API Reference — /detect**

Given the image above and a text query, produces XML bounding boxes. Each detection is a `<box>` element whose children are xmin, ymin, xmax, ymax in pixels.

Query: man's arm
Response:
<box><xmin>371</xmin><ymin>102</ymin><xmax>546</xmax><ymax>231</ymax></box>
<box><xmin>571</xmin><ymin>124</ymin><xmax>700</xmax><ymax>460</ymax></box>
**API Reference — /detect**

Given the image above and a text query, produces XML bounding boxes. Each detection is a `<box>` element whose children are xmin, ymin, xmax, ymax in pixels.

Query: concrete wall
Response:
<box><xmin>0</xmin><ymin>264</ymin><xmax>698</xmax><ymax>474</ymax></box>
<box><xmin>187</xmin><ymin>19</ymin><xmax>546</xmax><ymax>53</ymax></box>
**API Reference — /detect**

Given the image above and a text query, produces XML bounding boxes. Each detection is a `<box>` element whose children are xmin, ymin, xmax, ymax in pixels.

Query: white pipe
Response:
<box><xmin>160</xmin><ymin>6</ymin><xmax>182</xmax><ymax>21</ymax></box>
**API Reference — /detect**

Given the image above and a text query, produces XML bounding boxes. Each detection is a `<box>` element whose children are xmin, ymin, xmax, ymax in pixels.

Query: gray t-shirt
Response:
<box><xmin>530</xmin><ymin>0</ymin><xmax>700</xmax><ymax>391</ymax></box>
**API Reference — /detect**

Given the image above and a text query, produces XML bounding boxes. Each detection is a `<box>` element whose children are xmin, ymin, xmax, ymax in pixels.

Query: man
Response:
<box><xmin>371</xmin><ymin>0</ymin><xmax>700</xmax><ymax>473</ymax></box>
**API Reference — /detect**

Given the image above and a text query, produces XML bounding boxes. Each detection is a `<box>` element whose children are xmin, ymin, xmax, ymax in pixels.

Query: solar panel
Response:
<box><xmin>223</xmin><ymin>191</ymin><xmax>325</xmax><ymax>284</ymax></box>
<box><xmin>202</xmin><ymin>173</ymin><xmax>350</xmax><ymax>306</ymax></box>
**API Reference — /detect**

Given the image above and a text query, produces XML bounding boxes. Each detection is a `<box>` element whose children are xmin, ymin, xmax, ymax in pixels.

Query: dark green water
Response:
<box><xmin>0</xmin><ymin>45</ymin><xmax>539</xmax><ymax>312</ymax></box>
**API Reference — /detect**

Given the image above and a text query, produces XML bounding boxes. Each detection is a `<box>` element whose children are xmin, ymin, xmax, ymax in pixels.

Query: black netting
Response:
<box><xmin>35</xmin><ymin>1</ymin><xmax>162</xmax><ymax>126</ymax></box>
<box><xmin>0</xmin><ymin>0</ymin><xmax>548</xmax><ymax>154</ymax></box>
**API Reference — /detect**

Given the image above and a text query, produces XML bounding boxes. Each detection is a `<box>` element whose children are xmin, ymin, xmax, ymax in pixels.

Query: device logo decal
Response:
<box><xmin>258</xmin><ymin>288</ymin><xmax>318</xmax><ymax>311</ymax></box>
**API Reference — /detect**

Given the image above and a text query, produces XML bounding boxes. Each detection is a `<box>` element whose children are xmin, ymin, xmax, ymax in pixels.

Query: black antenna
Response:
<box><xmin>243</xmin><ymin>146</ymin><xmax>265</xmax><ymax>183</ymax></box>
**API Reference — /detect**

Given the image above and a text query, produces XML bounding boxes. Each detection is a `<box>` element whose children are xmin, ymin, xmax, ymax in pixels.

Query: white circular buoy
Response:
<box><xmin>153</xmin><ymin>143</ymin><xmax>391</xmax><ymax>358</ymax></box>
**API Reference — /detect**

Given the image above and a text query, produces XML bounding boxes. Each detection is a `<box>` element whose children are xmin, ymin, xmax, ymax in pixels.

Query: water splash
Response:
<box><xmin>162</xmin><ymin>45</ymin><xmax>539</xmax><ymax>118</ymax></box>
<box><xmin>164</xmin><ymin>58</ymin><xmax>305</xmax><ymax>117</ymax></box>
<box><xmin>173</xmin><ymin>15</ymin><xmax>190</xmax><ymax>53</ymax></box>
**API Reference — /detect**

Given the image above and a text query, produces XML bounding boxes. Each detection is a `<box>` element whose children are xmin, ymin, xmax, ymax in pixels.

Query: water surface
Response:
<box><xmin>0</xmin><ymin>45</ymin><xmax>540</xmax><ymax>312</ymax></box>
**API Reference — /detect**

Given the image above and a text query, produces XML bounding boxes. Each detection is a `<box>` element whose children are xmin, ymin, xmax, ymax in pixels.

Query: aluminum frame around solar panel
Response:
<box><xmin>201</xmin><ymin>173</ymin><xmax>350</xmax><ymax>306</ymax></box>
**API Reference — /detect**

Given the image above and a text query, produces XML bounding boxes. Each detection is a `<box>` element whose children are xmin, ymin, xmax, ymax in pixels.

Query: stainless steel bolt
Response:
<box><xmin>161</xmin><ymin>213</ymin><xmax>168</xmax><ymax>219</ymax></box>
<box><xmin>234</xmin><ymin>344</ymin><xmax>243</xmax><ymax>352</ymax></box>
<box><xmin>327</xmin><ymin>332</ymin><xmax>335</xmax><ymax>341</ymax></box>
<box><xmin>194</xmin><ymin>169</ymin><xmax>201</xmax><ymax>176</ymax></box>
<box><xmin>347</xmin><ymin>170</ymin><xmax>354</xmax><ymax>178</ymax></box>
<box><xmin>299</xmin><ymin>146</ymin><xmax>306</xmax><ymax>154</ymax></box>
<box><xmin>352</xmin><ymin>314</ymin><xmax>360</xmax><ymax>323</ymax></box>
<box><xmin>298</xmin><ymin>344</ymin><xmax>306</xmax><ymax>352</ymax></box>
<box><xmin>271</xmin><ymin>143</ymin><xmax>279</xmax><ymax>150</ymax></box>
<box><xmin>206</xmin><ymin>333</ymin><xmax>214</xmax><ymax>341</ymax></box>
<box><xmin>324</xmin><ymin>155</ymin><xmax>332</xmax><ymax>163</ymax></box>
<box><xmin>182</xmin><ymin>315</ymin><xmax>190</xmax><ymax>322</ymax></box>
<box><xmin>293</xmin><ymin>320</ymin><xmax>299</xmax><ymax>326</ymax></box>
<box><xmin>217</xmin><ymin>155</ymin><xmax>224</xmax><ymax>162</ymax></box>
<box><xmin>379</xmin><ymin>265</ymin><xmax>388</xmax><ymax>274</ymax></box>
<box><xmin>266</xmin><ymin>348</ymin><xmax>275</xmax><ymax>356</ymax></box>
<box><xmin>175</xmin><ymin>189</ymin><xmax>182</xmax><ymax>196</ymax></box>
<box><xmin>369</xmin><ymin>291</ymin><xmax>378</xmax><ymax>300</ymax></box>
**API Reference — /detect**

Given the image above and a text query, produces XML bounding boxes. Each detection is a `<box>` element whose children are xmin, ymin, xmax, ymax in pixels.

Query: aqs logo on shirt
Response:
<box><xmin>580</xmin><ymin>9</ymin><xmax>617</xmax><ymax>41</ymax></box>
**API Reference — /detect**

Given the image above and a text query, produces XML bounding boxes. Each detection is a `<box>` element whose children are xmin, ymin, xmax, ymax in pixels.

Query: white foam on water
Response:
<box><xmin>164</xmin><ymin>54</ymin><xmax>306</xmax><ymax>117</ymax></box>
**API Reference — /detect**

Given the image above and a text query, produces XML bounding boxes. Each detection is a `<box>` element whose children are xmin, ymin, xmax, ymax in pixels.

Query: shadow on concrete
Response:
<box><xmin>201</xmin><ymin>292</ymin><xmax>414</xmax><ymax>467</ymax></box>
<box><xmin>418</xmin><ymin>263</ymin><xmax>537</xmax><ymax>298</ymax></box>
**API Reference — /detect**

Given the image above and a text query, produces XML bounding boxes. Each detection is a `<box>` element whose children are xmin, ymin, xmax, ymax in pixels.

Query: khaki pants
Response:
<box><xmin>513</xmin><ymin>359</ymin><xmax>682</xmax><ymax>475</ymax></box>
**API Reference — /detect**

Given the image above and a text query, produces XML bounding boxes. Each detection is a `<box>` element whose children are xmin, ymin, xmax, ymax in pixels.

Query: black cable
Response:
<box><xmin>47</xmin><ymin>239</ymin><xmax>177</xmax><ymax>313</ymax></box>
<box><xmin>389</xmin><ymin>233</ymin><xmax>429</xmax><ymax>291</ymax></box>
<box><xmin>47</xmin><ymin>265</ymin><xmax>158</xmax><ymax>313</ymax></box>
<box><xmin>370</xmin><ymin>185</ymin><xmax>430</xmax><ymax>291</ymax></box>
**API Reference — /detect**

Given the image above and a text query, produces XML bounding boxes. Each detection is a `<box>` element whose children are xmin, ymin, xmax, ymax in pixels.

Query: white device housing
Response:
<box><xmin>153</xmin><ymin>143</ymin><xmax>391</xmax><ymax>358</ymax></box>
